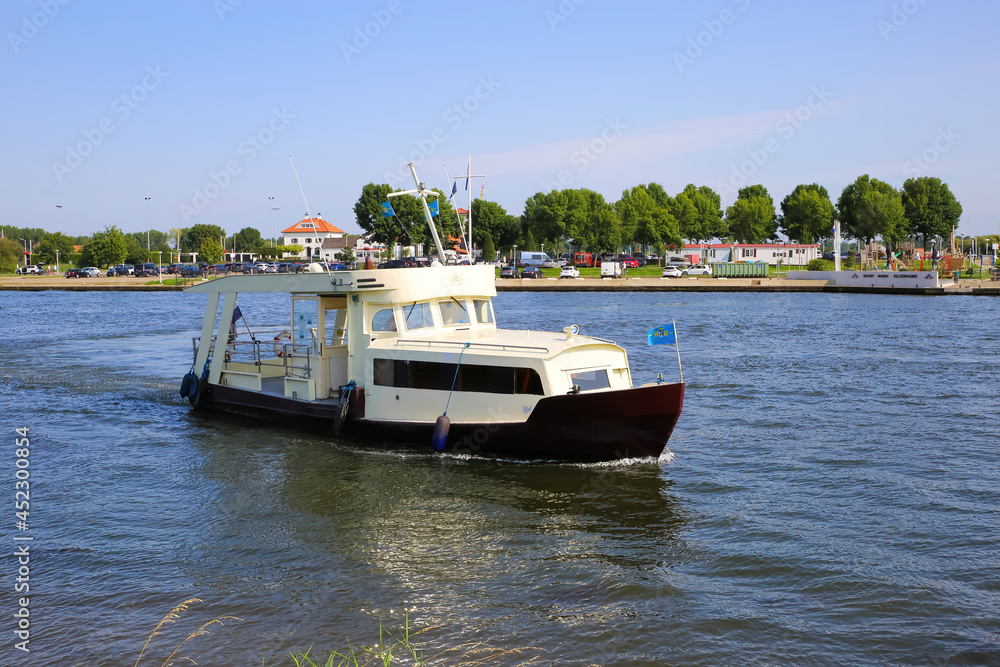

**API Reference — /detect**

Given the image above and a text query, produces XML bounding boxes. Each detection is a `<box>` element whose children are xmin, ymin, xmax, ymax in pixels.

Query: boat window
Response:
<box><xmin>326</xmin><ymin>308</ymin><xmax>348</xmax><ymax>345</ymax></box>
<box><xmin>372</xmin><ymin>308</ymin><xmax>396</xmax><ymax>332</ymax></box>
<box><xmin>403</xmin><ymin>302</ymin><xmax>433</xmax><ymax>331</ymax></box>
<box><xmin>439</xmin><ymin>298</ymin><xmax>470</xmax><ymax>326</ymax></box>
<box><xmin>473</xmin><ymin>299</ymin><xmax>494</xmax><ymax>325</ymax></box>
<box><xmin>292</xmin><ymin>297</ymin><xmax>320</xmax><ymax>353</ymax></box>
<box><xmin>373</xmin><ymin>358</ymin><xmax>543</xmax><ymax>395</ymax></box>
<box><xmin>570</xmin><ymin>369</ymin><xmax>610</xmax><ymax>391</ymax></box>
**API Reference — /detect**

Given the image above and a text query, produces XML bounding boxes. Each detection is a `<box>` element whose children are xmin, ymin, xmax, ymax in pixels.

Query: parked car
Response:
<box><xmin>16</xmin><ymin>265</ymin><xmax>40</xmax><ymax>275</ymax></box>
<box><xmin>134</xmin><ymin>263</ymin><xmax>160</xmax><ymax>277</ymax></box>
<box><xmin>65</xmin><ymin>268</ymin><xmax>87</xmax><ymax>278</ymax></box>
<box><xmin>682</xmin><ymin>264</ymin><xmax>712</xmax><ymax>276</ymax></box>
<box><xmin>107</xmin><ymin>265</ymin><xmax>132</xmax><ymax>277</ymax></box>
<box><xmin>520</xmin><ymin>267</ymin><xmax>544</xmax><ymax>279</ymax></box>
<box><xmin>180</xmin><ymin>264</ymin><xmax>205</xmax><ymax>278</ymax></box>
<box><xmin>559</xmin><ymin>265</ymin><xmax>581</xmax><ymax>279</ymax></box>
<box><xmin>164</xmin><ymin>263</ymin><xmax>181</xmax><ymax>275</ymax></box>
<box><xmin>662</xmin><ymin>266</ymin><xmax>683</xmax><ymax>278</ymax></box>
<box><xmin>617</xmin><ymin>256</ymin><xmax>639</xmax><ymax>269</ymax></box>
<box><xmin>378</xmin><ymin>258</ymin><xmax>421</xmax><ymax>269</ymax></box>
<box><xmin>498</xmin><ymin>266</ymin><xmax>517</xmax><ymax>279</ymax></box>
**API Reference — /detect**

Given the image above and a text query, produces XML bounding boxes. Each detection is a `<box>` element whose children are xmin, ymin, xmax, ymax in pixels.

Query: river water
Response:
<box><xmin>1</xmin><ymin>289</ymin><xmax>998</xmax><ymax>666</ymax></box>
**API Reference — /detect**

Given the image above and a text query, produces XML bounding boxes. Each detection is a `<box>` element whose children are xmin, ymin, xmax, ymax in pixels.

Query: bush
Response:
<box><xmin>807</xmin><ymin>258</ymin><xmax>835</xmax><ymax>271</ymax></box>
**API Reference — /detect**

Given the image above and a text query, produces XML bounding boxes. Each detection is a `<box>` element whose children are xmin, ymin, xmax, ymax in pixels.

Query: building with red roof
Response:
<box><xmin>281</xmin><ymin>216</ymin><xmax>346</xmax><ymax>260</ymax></box>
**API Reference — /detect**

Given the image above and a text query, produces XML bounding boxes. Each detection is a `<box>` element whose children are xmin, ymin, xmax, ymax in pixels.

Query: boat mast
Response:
<box><xmin>389</xmin><ymin>162</ymin><xmax>448</xmax><ymax>262</ymax></box>
<box><xmin>454</xmin><ymin>155</ymin><xmax>484</xmax><ymax>261</ymax></box>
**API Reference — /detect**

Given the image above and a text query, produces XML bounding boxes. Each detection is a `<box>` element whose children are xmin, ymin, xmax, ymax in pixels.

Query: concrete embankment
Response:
<box><xmin>3</xmin><ymin>274</ymin><xmax>1000</xmax><ymax>295</ymax></box>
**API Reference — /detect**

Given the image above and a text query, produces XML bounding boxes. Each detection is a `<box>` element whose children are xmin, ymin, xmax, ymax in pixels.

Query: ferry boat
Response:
<box><xmin>178</xmin><ymin>166</ymin><xmax>684</xmax><ymax>462</ymax></box>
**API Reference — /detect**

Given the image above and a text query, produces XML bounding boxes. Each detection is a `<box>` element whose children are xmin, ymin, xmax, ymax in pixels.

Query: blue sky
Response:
<box><xmin>2</xmin><ymin>0</ymin><xmax>997</xmax><ymax>240</ymax></box>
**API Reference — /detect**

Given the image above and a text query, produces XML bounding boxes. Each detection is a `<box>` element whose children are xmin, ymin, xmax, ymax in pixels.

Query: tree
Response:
<box><xmin>33</xmin><ymin>232</ymin><xmax>76</xmax><ymax>265</ymax></box>
<box><xmin>523</xmin><ymin>191</ymin><xmax>570</xmax><ymax>244</ymax></box>
<box><xmin>200</xmin><ymin>237</ymin><xmax>223</xmax><ymax>264</ymax></box>
<box><xmin>354</xmin><ymin>183</ymin><xmax>456</xmax><ymax>252</ymax></box>
<box><xmin>81</xmin><ymin>226</ymin><xmax>128</xmax><ymax>268</ymax></box>
<box><xmin>354</xmin><ymin>183</ymin><xmax>398</xmax><ymax>247</ymax></box>
<box><xmin>837</xmin><ymin>175</ymin><xmax>903</xmax><ymax>245</ymax></box>
<box><xmin>901</xmin><ymin>177</ymin><xmax>963</xmax><ymax>249</ymax></box>
<box><xmin>182</xmin><ymin>224</ymin><xmax>225</xmax><ymax>253</ymax></box>
<box><xmin>779</xmin><ymin>184</ymin><xmax>837</xmax><ymax>243</ymax></box>
<box><xmin>481</xmin><ymin>232</ymin><xmax>496</xmax><ymax>262</ymax></box>
<box><xmin>616</xmin><ymin>184</ymin><xmax>681</xmax><ymax>251</ymax></box>
<box><xmin>470</xmin><ymin>199</ymin><xmax>510</xmax><ymax>249</ymax></box>
<box><xmin>725</xmin><ymin>185</ymin><xmax>778</xmax><ymax>243</ymax></box>
<box><xmin>234</xmin><ymin>226</ymin><xmax>263</xmax><ymax>252</ymax></box>
<box><xmin>335</xmin><ymin>247</ymin><xmax>356</xmax><ymax>266</ymax></box>
<box><xmin>0</xmin><ymin>237</ymin><xmax>22</xmax><ymax>273</ymax></box>
<box><xmin>523</xmin><ymin>229</ymin><xmax>537</xmax><ymax>251</ymax></box>
<box><xmin>674</xmin><ymin>184</ymin><xmax>724</xmax><ymax>242</ymax></box>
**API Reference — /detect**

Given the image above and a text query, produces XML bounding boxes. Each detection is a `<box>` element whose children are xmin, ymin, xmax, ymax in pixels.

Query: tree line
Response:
<box><xmin>0</xmin><ymin>173</ymin><xmax>973</xmax><ymax>273</ymax></box>
<box><xmin>353</xmin><ymin>175</ymin><xmax>966</xmax><ymax>258</ymax></box>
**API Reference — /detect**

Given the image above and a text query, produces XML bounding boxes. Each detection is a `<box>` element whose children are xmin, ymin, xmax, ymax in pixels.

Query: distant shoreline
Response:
<box><xmin>3</xmin><ymin>275</ymin><xmax>999</xmax><ymax>295</ymax></box>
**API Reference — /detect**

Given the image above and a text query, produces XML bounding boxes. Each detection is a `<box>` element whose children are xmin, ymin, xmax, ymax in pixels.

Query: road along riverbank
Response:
<box><xmin>3</xmin><ymin>274</ymin><xmax>1000</xmax><ymax>295</ymax></box>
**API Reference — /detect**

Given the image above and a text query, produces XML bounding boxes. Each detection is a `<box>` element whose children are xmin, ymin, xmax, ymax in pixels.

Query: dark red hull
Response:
<box><xmin>196</xmin><ymin>382</ymin><xmax>684</xmax><ymax>462</ymax></box>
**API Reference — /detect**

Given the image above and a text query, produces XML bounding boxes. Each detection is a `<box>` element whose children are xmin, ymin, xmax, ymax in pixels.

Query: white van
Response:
<box><xmin>518</xmin><ymin>251</ymin><xmax>557</xmax><ymax>268</ymax></box>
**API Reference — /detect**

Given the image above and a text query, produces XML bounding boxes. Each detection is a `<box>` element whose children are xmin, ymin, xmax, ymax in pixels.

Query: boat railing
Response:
<box><xmin>393</xmin><ymin>339</ymin><xmax>550</xmax><ymax>354</ymax></box>
<box><xmin>280</xmin><ymin>342</ymin><xmax>313</xmax><ymax>379</ymax></box>
<box><xmin>192</xmin><ymin>330</ymin><xmax>312</xmax><ymax>378</ymax></box>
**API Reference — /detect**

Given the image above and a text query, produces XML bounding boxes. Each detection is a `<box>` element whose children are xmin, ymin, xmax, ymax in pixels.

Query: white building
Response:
<box><xmin>281</xmin><ymin>216</ymin><xmax>348</xmax><ymax>261</ymax></box>
<box><xmin>683</xmin><ymin>242</ymin><xmax>820</xmax><ymax>266</ymax></box>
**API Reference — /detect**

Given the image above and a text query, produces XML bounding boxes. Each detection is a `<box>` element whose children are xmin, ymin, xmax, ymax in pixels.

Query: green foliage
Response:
<box><xmin>335</xmin><ymin>247</ymin><xmax>356</xmax><ymax>265</ymax></box>
<box><xmin>233</xmin><ymin>226</ymin><xmax>263</xmax><ymax>252</ymax></box>
<box><xmin>901</xmin><ymin>176</ymin><xmax>963</xmax><ymax>248</ymax></box>
<box><xmin>675</xmin><ymin>184</ymin><xmax>725</xmax><ymax>242</ymax></box>
<box><xmin>354</xmin><ymin>183</ymin><xmax>456</xmax><ymax>252</ymax></box>
<box><xmin>726</xmin><ymin>185</ymin><xmax>778</xmax><ymax>243</ymax></box>
<box><xmin>32</xmin><ymin>232</ymin><xmax>76</xmax><ymax>265</ymax></box>
<box><xmin>807</xmin><ymin>258</ymin><xmax>835</xmax><ymax>271</ymax></box>
<box><xmin>780</xmin><ymin>184</ymin><xmax>836</xmax><ymax>243</ymax></box>
<box><xmin>81</xmin><ymin>226</ymin><xmax>128</xmax><ymax>268</ymax></box>
<box><xmin>200</xmin><ymin>237</ymin><xmax>223</xmax><ymax>264</ymax></box>
<box><xmin>616</xmin><ymin>184</ymin><xmax>681</xmax><ymax>250</ymax></box>
<box><xmin>470</xmin><ymin>199</ymin><xmax>509</xmax><ymax>249</ymax></box>
<box><xmin>523</xmin><ymin>228</ymin><xmax>537</xmax><ymax>251</ymax></box>
<box><xmin>837</xmin><ymin>174</ymin><xmax>903</xmax><ymax>244</ymax></box>
<box><xmin>182</xmin><ymin>224</ymin><xmax>225</xmax><ymax>253</ymax></box>
<box><xmin>0</xmin><ymin>237</ymin><xmax>22</xmax><ymax>273</ymax></box>
<box><xmin>354</xmin><ymin>183</ymin><xmax>397</xmax><ymax>247</ymax></box>
<box><xmin>481</xmin><ymin>231</ymin><xmax>496</xmax><ymax>262</ymax></box>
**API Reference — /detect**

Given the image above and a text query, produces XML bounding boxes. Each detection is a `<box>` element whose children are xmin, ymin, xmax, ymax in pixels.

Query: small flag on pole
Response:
<box><xmin>450</xmin><ymin>181</ymin><xmax>457</xmax><ymax>198</ymax></box>
<box><xmin>380</xmin><ymin>201</ymin><xmax>394</xmax><ymax>217</ymax></box>
<box><xmin>428</xmin><ymin>199</ymin><xmax>439</xmax><ymax>216</ymax></box>
<box><xmin>480</xmin><ymin>182</ymin><xmax>485</xmax><ymax>200</ymax></box>
<box><xmin>646</xmin><ymin>323</ymin><xmax>676</xmax><ymax>346</ymax></box>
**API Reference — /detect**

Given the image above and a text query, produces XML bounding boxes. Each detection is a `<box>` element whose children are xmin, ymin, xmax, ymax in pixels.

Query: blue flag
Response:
<box><xmin>450</xmin><ymin>181</ymin><xmax>457</xmax><ymax>198</ymax></box>
<box><xmin>646</xmin><ymin>323</ymin><xmax>676</xmax><ymax>346</ymax></box>
<box><xmin>380</xmin><ymin>201</ymin><xmax>394</xmax><ymax>217</ymax></box>
<box><xmin>428</xmin><ymin>199</ymin><xmax>439</xmax><ymax>216</ymax></box>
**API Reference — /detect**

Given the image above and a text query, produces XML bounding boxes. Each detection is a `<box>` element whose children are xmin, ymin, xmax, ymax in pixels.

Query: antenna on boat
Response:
<box><xmin>388</xmin><ymin>162</ymin><xmax>448</xmax><ymax>264</ymax></box>
<box><xmin>289</xmin><ymin>156</ymin><xmax>332</xmax><ymax>276</ymax></box>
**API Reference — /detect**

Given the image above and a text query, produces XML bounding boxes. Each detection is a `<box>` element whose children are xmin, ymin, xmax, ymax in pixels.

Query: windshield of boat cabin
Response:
<box><xmin>439</xmin><ymin>298</ymin><xmax>470</xmax><ymax>326</ymax></box>
<box><xmin>404</xmin><ymin>302</ymin><xmax>433</xmax><ymax>331</ymax></box>
<box><xmin>473</xmin><ymin>299</ymin><xmax>494</xmax><ymax>325</ymax></box>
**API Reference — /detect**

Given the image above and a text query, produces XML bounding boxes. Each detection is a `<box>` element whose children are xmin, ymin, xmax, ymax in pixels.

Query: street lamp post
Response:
<box><xmin>56</xmin><ymin>249</ymin><xmax>60</xmax><ymax>274</ymax></box>
<box><xmin>156</xmin><ymin>251</ymin><xmax>162</xmax><ymax>285</ymax></box>
<box><xmin>145</xmin><ymin>197</ymin><xmax>151</xmax><ymax>251</ymax></box>
<box><xmin>268</xmin><ymin>197</ymin><xmax>275</xmax><ymax>247</ymax></box>
<box><xmin>19</xmin><ymin>238</ymin><xmax>28</xmax><ymax>268</ymax></box>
